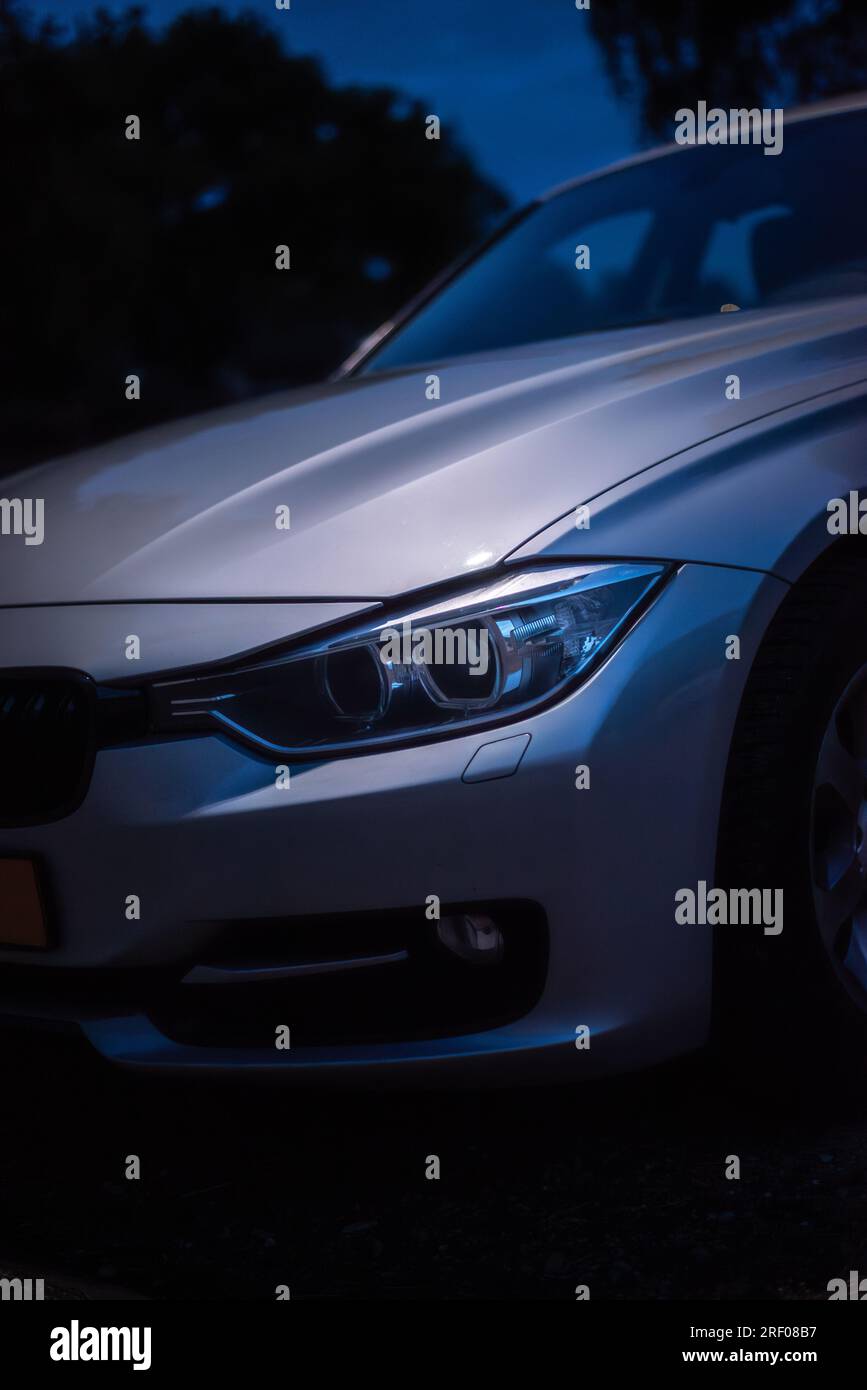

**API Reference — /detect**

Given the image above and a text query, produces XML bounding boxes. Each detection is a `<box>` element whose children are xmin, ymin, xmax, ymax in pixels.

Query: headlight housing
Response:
<box><xmin>149</xmin><ymin>561</ymin><xmax>669</xmax><ymax>757</ymax></box>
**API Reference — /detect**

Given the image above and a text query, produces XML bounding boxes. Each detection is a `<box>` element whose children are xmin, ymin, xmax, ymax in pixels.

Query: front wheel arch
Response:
<box><xmin>712</xmin><ymin>542</ymin><xmax>867</xmax><ymax>1085</ymax></box>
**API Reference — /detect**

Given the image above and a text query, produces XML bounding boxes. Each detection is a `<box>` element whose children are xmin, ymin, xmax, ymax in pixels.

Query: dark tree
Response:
<box><xmin>0</xmin><ymin>3</ymin><xmax>508</xmax><ymax>466</ymax></box>
<box><xmin>589</xmin><ymin>0</ymin><xmax>867</xmax><ymax>140</ymax></box>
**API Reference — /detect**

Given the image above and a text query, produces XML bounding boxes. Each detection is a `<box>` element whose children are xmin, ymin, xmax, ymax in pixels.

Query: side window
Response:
<box><xmin>697</xmin><ymin>205</ymin><xmax>790</xmax><ymax>310</ymax></box>
<box><xmin>545</xmin><ymin>209</ymin><xmax>655</xmax><ymax>320</ymax></box>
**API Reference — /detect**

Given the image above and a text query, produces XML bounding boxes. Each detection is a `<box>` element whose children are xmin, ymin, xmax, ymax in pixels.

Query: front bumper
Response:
<box><xmin>0</xmin><ymin>562</ymin><xmax>787</xmax><ymax>1080</ymax></box>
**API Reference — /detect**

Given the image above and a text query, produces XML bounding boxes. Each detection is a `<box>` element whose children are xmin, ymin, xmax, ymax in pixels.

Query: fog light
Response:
<box><xmin>436</xmin><ymin>913</ymin><xmax>504</xmax><ymax>965</ymax></box>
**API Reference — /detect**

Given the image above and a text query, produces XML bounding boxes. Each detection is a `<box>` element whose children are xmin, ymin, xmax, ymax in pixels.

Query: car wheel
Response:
<box><xmin>714</xmin><ymin>550</ymin><xmax>867</xmax><ymax>1091</ymax></box>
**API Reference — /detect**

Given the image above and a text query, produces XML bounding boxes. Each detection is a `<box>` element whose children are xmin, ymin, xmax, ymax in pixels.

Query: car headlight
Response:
<box><xmin>149</xmin><ymin>561</ymin><xmax>669</xmax><ymax>757</ymax></box>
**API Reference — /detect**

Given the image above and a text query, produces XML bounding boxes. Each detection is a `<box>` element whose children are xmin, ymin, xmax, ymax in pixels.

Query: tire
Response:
<box><xmin>714</xmin><ymin>549</ymin><xmax>867</xmax><ymax>1094</ymax></box>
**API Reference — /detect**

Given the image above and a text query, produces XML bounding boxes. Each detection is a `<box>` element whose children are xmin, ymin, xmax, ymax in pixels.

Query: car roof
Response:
<box><xmin>539</xmin><ymin>91</ymin><xmax>867</xmax><ymax>203</ymax></box>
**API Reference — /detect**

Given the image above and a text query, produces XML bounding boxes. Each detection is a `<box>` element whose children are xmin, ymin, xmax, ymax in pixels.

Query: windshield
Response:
<box><xmin>362</xmin><ymin>109</ymin><xmax>867</xmax><ymax>373</ymax></box>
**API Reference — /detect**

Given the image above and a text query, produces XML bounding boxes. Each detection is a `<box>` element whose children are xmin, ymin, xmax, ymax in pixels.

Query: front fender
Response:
<box><xmin>509</xmin><ymin>378</ymin><xmax>867</xmax><ymax>583</ymax></box>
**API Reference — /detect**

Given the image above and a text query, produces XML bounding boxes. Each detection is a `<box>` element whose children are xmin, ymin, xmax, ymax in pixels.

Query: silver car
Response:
<box><xmin>2</xmin><ymin>95</ymin><xmax>867</xmax><ymax>1087</ymax></box>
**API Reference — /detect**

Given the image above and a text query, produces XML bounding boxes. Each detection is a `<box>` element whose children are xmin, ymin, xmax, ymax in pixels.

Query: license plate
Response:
<box><xmin>0</xmin><ymin>859</ymin><xmax>48</xmax><ymax>947</ymax></box>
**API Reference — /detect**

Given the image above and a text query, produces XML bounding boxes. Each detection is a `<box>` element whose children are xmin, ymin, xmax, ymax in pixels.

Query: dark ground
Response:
<box><xmin>0</xmin><ymin>1031</ymin><xmax>862</xmax><ymax>1301</ymax></box>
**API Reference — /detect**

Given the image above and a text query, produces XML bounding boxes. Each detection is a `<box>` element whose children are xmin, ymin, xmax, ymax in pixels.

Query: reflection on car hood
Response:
<box><xmin>3</xmin><ymin>298</ymin><xmax>867</xmax><ymax>604</ymax></box>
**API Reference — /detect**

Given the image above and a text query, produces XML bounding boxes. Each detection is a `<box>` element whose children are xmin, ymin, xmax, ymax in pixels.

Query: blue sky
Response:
<box><xmin>21</xmin><ymin>0</ymin><xmax>643</xmax><ymax>203</ymax></box>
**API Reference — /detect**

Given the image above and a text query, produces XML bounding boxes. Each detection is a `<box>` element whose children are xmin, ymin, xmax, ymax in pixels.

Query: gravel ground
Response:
<box><xmin>0</xmin><ymin>1029</ymin><xmax>863</xmax><ymax>1300</ymax></box>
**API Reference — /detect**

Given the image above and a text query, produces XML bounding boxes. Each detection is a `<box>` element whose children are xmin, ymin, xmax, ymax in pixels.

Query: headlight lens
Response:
<box><xmin>149</xmin><ymin>561</ymin><xmax>668</xmax><ymax>756</ymax></box>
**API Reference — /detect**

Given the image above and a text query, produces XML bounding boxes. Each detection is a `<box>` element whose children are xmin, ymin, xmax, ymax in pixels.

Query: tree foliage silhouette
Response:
<box><xmin>1</xmin><ymin>3</ymin><xmax>507</xmax><ymax>466</ymax></box>
<box><xmin>588</xmin><ymin>0</ymin><xmax>867</xmax><ymax>141</ymax></box>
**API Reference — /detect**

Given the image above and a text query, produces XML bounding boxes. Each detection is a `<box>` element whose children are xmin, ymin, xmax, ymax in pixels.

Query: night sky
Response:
<box><xmin>23</xmin><ymin>0</ymin><xmax>641</xmax><ymax>203</ymax></box>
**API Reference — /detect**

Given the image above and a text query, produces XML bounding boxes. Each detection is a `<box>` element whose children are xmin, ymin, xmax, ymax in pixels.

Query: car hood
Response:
<box><xmin>4</xmin><ymin>297</ymin><xmax>867</xmax><ymax>605</ymax></box>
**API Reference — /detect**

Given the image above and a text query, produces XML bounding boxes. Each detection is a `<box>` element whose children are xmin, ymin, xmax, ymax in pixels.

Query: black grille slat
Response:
<box><xmin>0</xmin><ymin>671</ymin><xmax>96</xmax><ymax>827</ymax></box>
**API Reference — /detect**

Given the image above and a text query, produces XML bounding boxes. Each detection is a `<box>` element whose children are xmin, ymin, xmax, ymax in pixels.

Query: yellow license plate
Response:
<box><xmin>0</xmin><ymin>859</ymin><xmax>48</xmax><ymax>947</ymax></box>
